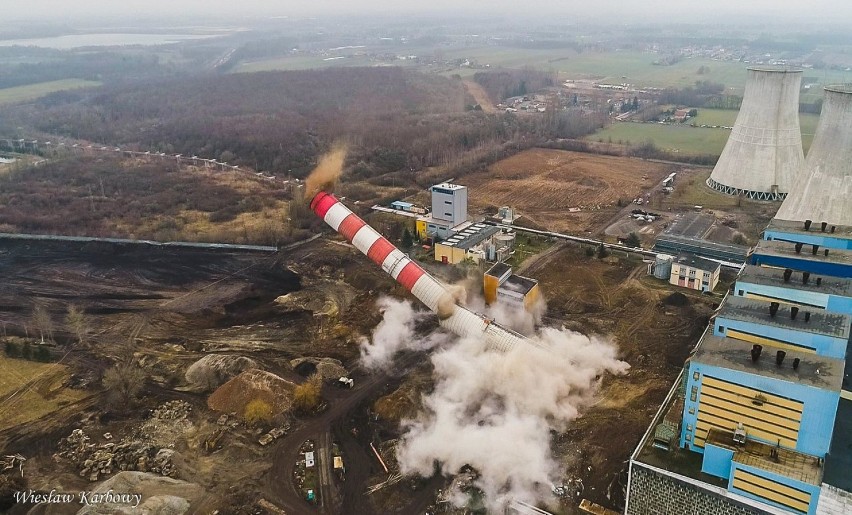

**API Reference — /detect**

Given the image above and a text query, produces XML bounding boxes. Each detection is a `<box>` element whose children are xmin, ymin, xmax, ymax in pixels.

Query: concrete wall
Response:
<box><xmin>713</xmin><ymin>317</ymin><xmax>848</xmax><ymax>359</ymax></box>
<box><xmin>734</xmin><ymin>281</ymin><xmax>831</xmax><ymax>311</ymax></box>
<box><xmin>764</xmin><ymin>229</ymin><xmax>852</xmax><ymax>251</ymax></box>
<box><xmin>816</xmin><ymin>484</ymin><xmax>852</xmax><ymax>515</ymax></box>
<box><xmin>626</xmin><ymin>464</ymin><xmax>764</xmax><ymax>515</ymax></box>
<box><xmin>750</xmin><ymin>253</ymin><xmax>852</xmax><ymax>279</ymax></box>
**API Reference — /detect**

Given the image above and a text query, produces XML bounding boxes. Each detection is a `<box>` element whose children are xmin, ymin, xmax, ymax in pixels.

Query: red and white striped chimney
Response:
<box><xmin>310</xmin><ymin>192</ymin><xmax>532</xmax><ymax>352</ymax></box>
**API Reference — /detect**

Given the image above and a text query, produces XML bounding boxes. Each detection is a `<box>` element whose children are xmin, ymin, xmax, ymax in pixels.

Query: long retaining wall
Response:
<box><xmin>627</xmin><ymin>464</ymin><xmax>765</xmax><ymax>515</ymax></box>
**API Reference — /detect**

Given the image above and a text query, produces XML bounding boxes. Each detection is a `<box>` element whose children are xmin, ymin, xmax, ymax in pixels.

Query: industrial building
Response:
<box><xmin>654</xmin><ymin>234</ymin><xmax>750</xmax><ymax>264</ymax></box>
<box><xmin>626</xmin><ymin>86</ymin><xmax>852</xmax><ymax>514</ymax></box>
<box><xmin>434</xmin><ymin>223</ymin><xmax>502</xmax><ymax>264</ymax></box>
<box><xmin>669</xmin><ymin>254</ymin><xmax>721</xmax><ymax>292</ymax></box>
<box><xmin>483</xmin><ymin>262</ymin><xmax>541</xmax><ymax>311</ymax></box>
<box><xmin>706</xmin><ymin>67</ymin><xmax>805</xmax><ymax>201</ymax></box>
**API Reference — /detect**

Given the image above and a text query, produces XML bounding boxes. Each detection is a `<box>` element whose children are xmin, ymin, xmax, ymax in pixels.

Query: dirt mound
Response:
<box><xmin>76</xmin><ymin>471</ymin><xmax>206</xmax><ymax>514</ymax></box>
<box><xmin>207</xmin><ymin>369</ymin><xmax>295</xmax><ymax>418</ymax></box>
<box><xmin>185</xmin><ymin>354</ymin><xmax>259</xmax><ymax>392</ymax></box>
<box><xmin>290</xmin><ymin>357</ymin><xmax>347</xmax><ymax>379</ymax></box>
<box><xmin>663</xmin><ymin>292</ymin><xmax>689</xmax><ymax>306</ymax></box>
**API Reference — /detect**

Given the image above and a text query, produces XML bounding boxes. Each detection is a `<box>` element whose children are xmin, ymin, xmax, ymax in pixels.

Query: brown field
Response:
<box><xmin>457</xmin><ymin>148</ymin><xmax>677</xmax><ymax>233</ymax></box>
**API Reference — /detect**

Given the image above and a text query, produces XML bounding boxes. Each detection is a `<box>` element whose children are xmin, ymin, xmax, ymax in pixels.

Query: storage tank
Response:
<box><xmin>495</xmin><ymin>231</ymin><xmax>516</xmax><ymax>250</ymax></box>
<box><xmin>706</xmin><ymin>67</ymin><xmax>805</xmax><ymax>201</ymax></box>
<box><xmin>653</xmin><ymin>254</ymin><xmax>674</xmax><ymax>280</ymax></box>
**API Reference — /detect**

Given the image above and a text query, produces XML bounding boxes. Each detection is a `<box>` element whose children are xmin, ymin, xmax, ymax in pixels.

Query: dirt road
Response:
<box><xmin>462</xmin><ymin>80</ymin><xmax>496</xmax><ymax>112</ymax></box>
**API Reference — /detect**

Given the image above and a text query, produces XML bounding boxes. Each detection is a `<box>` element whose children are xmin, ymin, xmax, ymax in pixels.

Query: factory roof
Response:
<box><xmin>824</xmin><ymin>398</ymin><xmax>852</xmax><ymax>491</ymax></box>
<box><xmin>753</xmin><ymin>239</ymin><xmax>852</xmax><ymax>266</ymax></box>
<box><xmin>765</xmin><ymin>218</ymin><xmax>852</xmax><ymax>240</ymax></box>
<box><xmin>438</xmin><ymin>224</ymin><xmax>499</xmax><ymax>250</ymax></box>
<box><xmin>692</xmin><ymin>333</ymin><xmax>844</xmax><ymax>391</ymax></box>
<box><xmin>705</xmin><ymin>429</ymin><xmax>822</xmax><ymax>486</ymax></box>
<box><xmin>431</xmin><ymin>183</ymin><xmax>466</xmax><ymax>191</ymax></box>
<box><xmin>717</xmin><ymin>296</ymin><xmax>852</xmax><ymax>339</ymax></box>
<box><xmin>485</xmin><ymin>262</ymin><xmax>512</xmax><ymax>279</ymax></box>
<box><xmin>674</xmin><ymin>253</ymin><xmax>721</xmax><ymax>273</ymax></box>
<box><xmin>500</xmin><ymin>274</ymin><xmax>538</xmax><ymax>295</ymax></box>
<box><xmin>654</xmin><ymin>234</ymin><xmax>749</xmax><ymax>261</ymax></box>
<box><xmin>737</xmin><ymin>265</ymin><xmax>852</xmax><ymax>297</ymax></box>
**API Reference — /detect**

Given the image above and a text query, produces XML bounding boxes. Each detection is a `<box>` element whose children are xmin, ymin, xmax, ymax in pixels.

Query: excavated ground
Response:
<box><xmin>0</xmin><ymin>235</ymin><xmax>716</xmax><ymax>514</ymax></box>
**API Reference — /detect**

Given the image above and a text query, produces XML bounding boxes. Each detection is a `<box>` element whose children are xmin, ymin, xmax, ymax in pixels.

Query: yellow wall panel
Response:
<box><xmin>702</xmin><ymin>377</ymin><xmax>803</xmax><ymax>411</ymax></box>
<box><xmin>699</xmin><ymin>395</ymin><xmax>801</xmax><ymax>430</ymax></box>
<box><xmin>700</xmin><ymin>384</ymin><xmax>802</xmax><ymax>421</ymax></box>
<box><xmin>725</xmin><ymin>329</ymin><xmax>817</xmax><ymax>355</ymax></box>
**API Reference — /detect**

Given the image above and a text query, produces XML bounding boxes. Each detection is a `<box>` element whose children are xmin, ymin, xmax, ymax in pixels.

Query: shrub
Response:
<box><xmin>244</xmin><ymin>398</ymin><xmax>274</xmax><ymax>426</ymax></box>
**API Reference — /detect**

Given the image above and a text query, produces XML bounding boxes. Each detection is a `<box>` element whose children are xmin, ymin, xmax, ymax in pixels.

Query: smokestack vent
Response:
<box><xmin>812</xmin><ymin>244</ymin><xmax>820</xmax><ymax>255</ymax></box>
<box><xmin>831</xmin><ymin>225</ymin><xmax>836</xmax><ymax>233</ymax></box>
<box><xmin>824</xmin><ymin>249</ymin><xmax>829</xmax><ymax>257</ymax></box>
<box><xmin>776</xmin><ymin>350</ymin><xmax>786</xmax><ymax>366</ymax></box>
<box><xmin>821</xmin><ymin>221</ymin><xmax>828</xmax><ymax>232</ymax></box>
<box><xmin>805</xmin><ymin>311</ymin><xmax>811</xmax><ymax>323</ymax></box>
<box><xmin>770</xmin><ymin>302</ymin><xmax>780</xmax><ymax>317</ymax></box>
<box><xmin>791</xmin><ymin>306</ymin><xmax>799</xmax><ymax>320</ymax></box>
<box><xmin>804</xmin><ymin>220</ymin><xmax>812</xmax><ymax>230</ymax></box>
<box><xmin>816</xmin><ymin>277</ymin><xmax>822</xmax><ymax>286</ymax></box>
<box><xmin>783</xmin><ymin>268</ymin><xmax>793</xmax><ymax>282</ymax></box>
<box><xmin>803</xmin><ymin>272</ymin><xmax>811</xmax><ymax>285</ymax></box>
<box><xmin>793</xmin><ymin>358</ymin><xmax>800</xmax><ymax>370</ymax></box>
<box><xmin>795</xmin><ymin>243</ymin><xmax>803</xmax><ymax>254</ymax></box>
<box><xmin>751</xmin><ymin>344</ymin><xmax>763</xmax><ymax>362</ymax></box>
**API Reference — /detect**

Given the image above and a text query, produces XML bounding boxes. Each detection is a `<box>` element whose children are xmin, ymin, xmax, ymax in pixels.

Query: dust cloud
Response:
<box><xmin>304</xmin><ymin>144</ymin><xmax>348</xmax><ymax>199</ymax></box>
<box><xmin>363</xmin><ymin>296</ymin><xmax>628</xmax><ymax>511</ymax></box>
<box><xmin>359</xmin><ymin>297</ymin><xmax>448</xmax><ymax>369</ymax></box>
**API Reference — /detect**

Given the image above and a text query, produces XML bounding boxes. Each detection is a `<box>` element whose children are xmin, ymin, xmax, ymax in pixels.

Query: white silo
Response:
<box><xmin>706</xmin><ymin>67</ymin><xmax>805</xmax><ymax>201</ymax></box>
<box><xmin>775</xmin><ymin>85</ymin><xmax>852</xmax><ymax>226</ymax></box>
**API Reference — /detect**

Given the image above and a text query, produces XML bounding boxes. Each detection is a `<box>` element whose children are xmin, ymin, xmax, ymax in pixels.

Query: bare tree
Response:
<box><xmin>103</xmin><ymin>363</ymin><xmax>146</xmax><ymax>408</ymax></box>
<box><xmin>31</xmin><ymin>305</ymin><xmax>53</xmax><ymax>344</ymax></box>
<box><xmin>65</xmin><ymin>305</ymin><xmax>88</xmax><ymax>345</ymax></box>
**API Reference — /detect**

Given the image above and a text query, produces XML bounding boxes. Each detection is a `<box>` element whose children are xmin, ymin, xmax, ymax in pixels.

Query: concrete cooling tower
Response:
<box><xmin>775</xmin><ymin>85</ymin><xmax>852</xmax><ymax>226</ymax></box>
<box><xmin>706</xmin><ymin>67</ymin><xmax>804</xmax><ymax>201</ymax></box>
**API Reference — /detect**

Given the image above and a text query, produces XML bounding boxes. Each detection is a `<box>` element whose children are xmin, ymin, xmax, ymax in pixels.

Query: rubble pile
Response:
<box><xmin>54</xmin><ymin>401</ymin><xmax>193</xmax><ymax>482</ymax></box>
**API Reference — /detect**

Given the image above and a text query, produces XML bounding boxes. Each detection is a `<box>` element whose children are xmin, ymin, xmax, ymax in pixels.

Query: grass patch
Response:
<box><xmin>0</xmin><ymin>79</ymin><xmax>101</xmax><ymax>105</ymax></box>
<box><xmin>588</xmin><ymin>109</ymin><xmax>821</xmax><ymax>156</ymax></box>
<box><xmin>0</xmin><ymin>354</ymin><xmax>88</xmax><ymax>430</ymax></box>
<box><xmin>506</xmin><ymin>234</ymin><xmax>553</xmax><ymax>269</ymax></box>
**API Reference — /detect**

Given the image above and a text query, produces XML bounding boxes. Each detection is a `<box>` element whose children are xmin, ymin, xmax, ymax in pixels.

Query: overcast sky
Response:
<box><xmin>6</xmin><ymin>0</ymin><xmax>852</xmax><ymax>24</ymax></box>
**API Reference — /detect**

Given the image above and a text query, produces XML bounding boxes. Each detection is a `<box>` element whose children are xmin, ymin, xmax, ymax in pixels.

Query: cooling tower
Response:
<box><xmin>775</xmin><ymin>85</ymin><xmax>852</xmax><ymax>226</ymax></box>
<box><xmin>706</xmin><ymin>68</ymin><xmax>804</xmax><ymax>201</ymax></box>
<box><xmin>310</xmin><ymin>191</ymin><xmax>534</xmax><ymax>352</ymax></box>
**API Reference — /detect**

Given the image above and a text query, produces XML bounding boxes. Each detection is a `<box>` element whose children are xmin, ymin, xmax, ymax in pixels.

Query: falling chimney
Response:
<box><xmin>803</xmin><ymin>272</ymin><xmax>811</xmax><ymax>284</ymax></box>
<box><xmin>804</xmin><ymin>311</ymin><xmax>811</xmax><ymax>323</ymax></box>
<box><xmin>791</xmin><ymin>306</ymin><xmax>799</xmax><ymax>320</ymax></box>
<box><xmin>816</xmin><ymin>277</ymin><xmax>822</xmax><ymax>286</ymax></box>
<box><xmin>795</xmin><ymin>242</ymin><xmax>803</xmax><ymax>254</ymax></box>
<box><xmin>770</xmin><ymin>302</ymin><xmax>780</xmax><ymax>317</ymax></box>
<box><xmin>804</xmin><ymin>220</ymin><xmax>812</xmax><ymax>231</ymax></box>
<box><xmin>793</xmin><ymin>358</ymin><xmax>800</xmax><ymax>370</ymax></box>
<box><xmin>776</xmin><ymin>350</ymin><xmax>786</xmax><ymax>366</ymax></box>
<box><xmin>821</xmin><ymin>221</ymin><xmax>828</xmax><ymax>232</ymax></box>
<box><xmin>783</xmin><ymin>268</ymin><xmax>793</xmax><ymax>282</ymax></box>
<box><xmin>751</xmin><ymin>344</ymin><xmax>763</xmax><ymax>362</ymax></box>
<box><xmin>824</xmin><ymin>249</ymin><xmax>829</xmax><ymax>257</ymax></box>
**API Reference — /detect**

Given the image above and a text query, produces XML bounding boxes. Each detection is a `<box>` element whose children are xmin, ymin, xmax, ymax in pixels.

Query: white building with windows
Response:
<box><xmin>670</xmin><ymin>254</ymin><xmax>721</xmax><ymax>292</ymax></box>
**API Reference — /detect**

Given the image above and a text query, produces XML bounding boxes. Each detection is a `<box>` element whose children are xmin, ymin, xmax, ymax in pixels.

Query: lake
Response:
<box><xmin>0</xmin><ymin>33</ymin><xmax>220</xmax><ymax>50</ymax></box>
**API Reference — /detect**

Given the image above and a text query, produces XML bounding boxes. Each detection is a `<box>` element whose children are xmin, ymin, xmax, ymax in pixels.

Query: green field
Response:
<box><xmin>233</xmin><ymin>47</ymin><xmax>852</xmax><ymax>95</ymax></box>
<box><xmin>0</xmin><ymin>79</ymin><xmax>101</xmax><ymax>105</ymax></box>
<box><xmin>588</xmin><ymin>109</ymin><xmax>821</xmax><ymax>156</ymax></box>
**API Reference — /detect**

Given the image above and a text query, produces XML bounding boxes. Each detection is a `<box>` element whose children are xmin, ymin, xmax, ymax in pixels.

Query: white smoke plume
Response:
<box><xmin>365</xmin><ymin>295</ymin><xmax>628</xmax><ymax>511</ymax></box>
<box><xmin>359</xmin><ymin>296</ymin><xmax>448</xmax><ymax>370</ymax></box>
